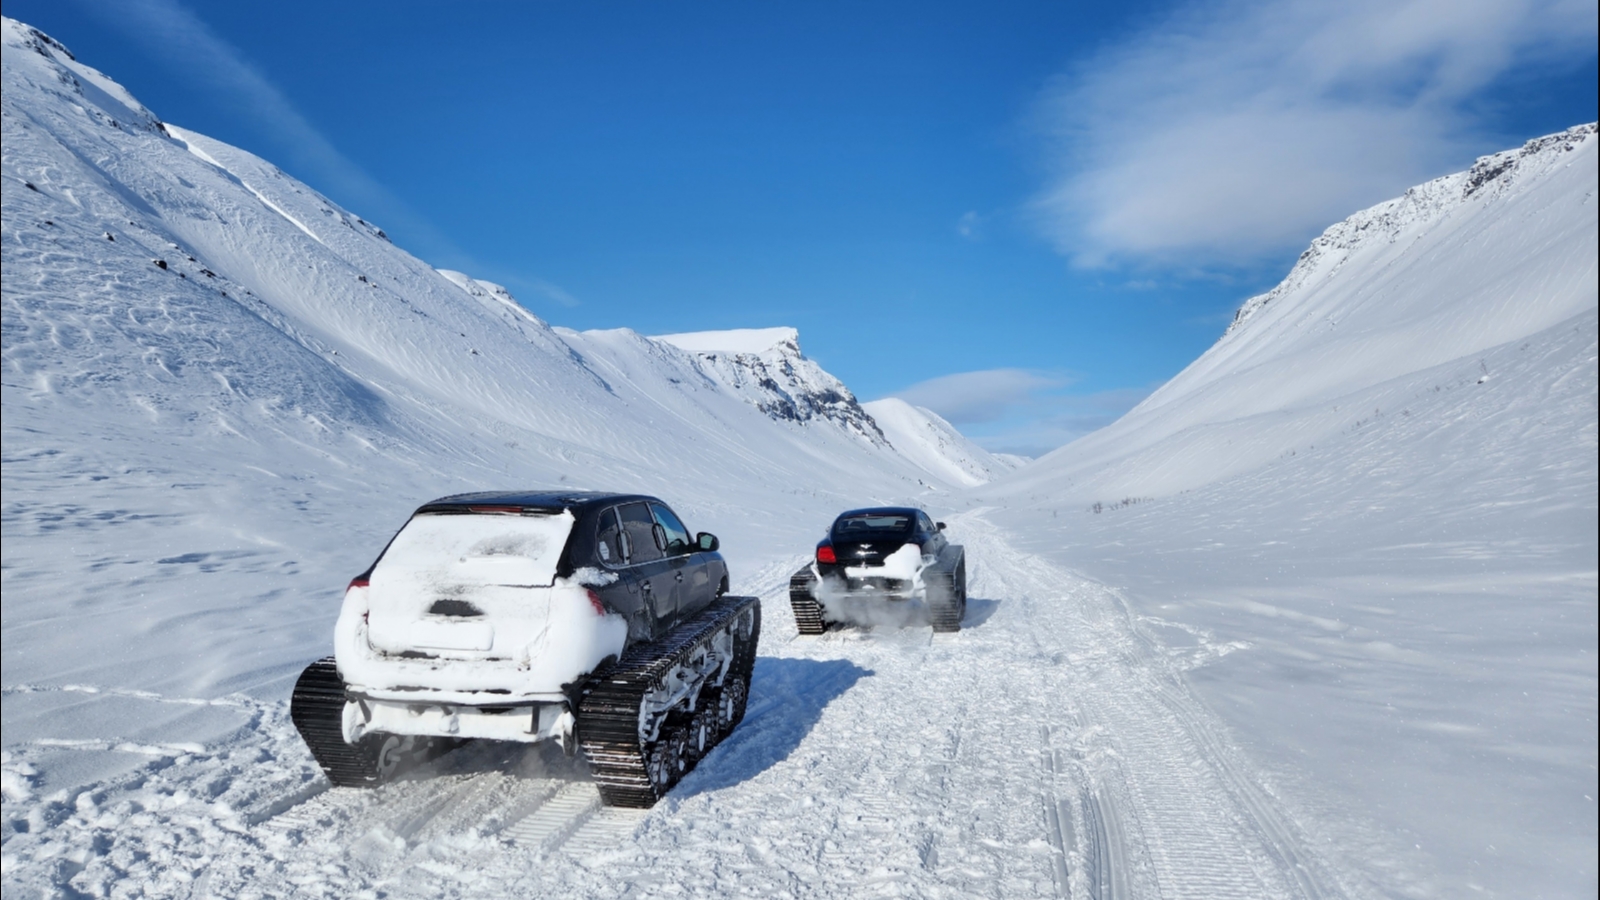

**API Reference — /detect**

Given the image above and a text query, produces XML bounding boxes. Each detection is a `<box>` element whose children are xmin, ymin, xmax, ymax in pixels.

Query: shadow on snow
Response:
<box><xmin>675</xmin><ymin>656</ymin><xmax>873</xmax><ymax>798</ymax></box>
<box><xmin>961</xmin><ymin>596</ymin><xmax>1002</xmax><ymax>629</ymax></box>
<box><xmin>400</xmin><ymin>657</ymin><xmax>873</xmax><ymax>799</ymax></box>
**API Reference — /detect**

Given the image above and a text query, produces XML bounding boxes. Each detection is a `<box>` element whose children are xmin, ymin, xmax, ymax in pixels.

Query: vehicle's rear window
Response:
<box><xmin>832</xmin><ymin>513</ymin><xmax>913</xmax><ymax>539</ymax></box>
<box><xmin>374</xmin><ymin>510</ymin><xmax>575</xmax><ymax>591</ymax></box>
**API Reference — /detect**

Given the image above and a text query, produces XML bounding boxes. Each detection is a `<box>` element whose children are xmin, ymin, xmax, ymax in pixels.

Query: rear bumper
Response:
<box><xmin>342</xmin><ymin>692</ymin><xmax>574</xmax><ymax>745</ymax></box>
<box><xmin>842</xmin><ymin>575</ymin><xmax>914</xmax><ymax>597</ymax></box>
<box><xmin>812</xmin><ymin>565</ymin><xmax>919</xmax><ymax>599</ymax></box>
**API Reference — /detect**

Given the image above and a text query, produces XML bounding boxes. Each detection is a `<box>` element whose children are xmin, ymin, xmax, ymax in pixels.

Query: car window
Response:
<box><xmin>596</xmin><ymin>507</ymin><xmax>624</xmax><ymax>566</ymax></box>
<box><xmin>617</xmin><ymin>502</ymin><xmax>663</xmax><ymax>563</ymax></box>
<box><xmin>832</xmin><ymin>513</ymin><xmax>912</xmax><ymax>539</ymax></box>
<box><xmin>650</xmin><ymin>503</ymin><xmax>693</xmax><ymax>555</ymax></box>
<box><xmin>918</xmin><ymin>513</ymin><xmax>935</xmax><ymax>534</ymax></box>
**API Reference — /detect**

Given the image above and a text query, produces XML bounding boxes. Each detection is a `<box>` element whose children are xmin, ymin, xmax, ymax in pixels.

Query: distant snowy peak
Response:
<box><xmin>648</xmin><ymin>328</ymin><xmax>888</xmax><ymax>445</ymax></box>
<box><xmin>862</xmin><ymin>398</ymin><xmax>1023</xmax><ymax>487</ymax></box>
<box><xmin>1228</xmin><ymin>123</ymin><xmax>1599</xmax><ymax>337</ymax></box>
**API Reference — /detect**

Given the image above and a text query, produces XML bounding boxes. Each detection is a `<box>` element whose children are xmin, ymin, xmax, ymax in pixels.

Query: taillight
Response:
<box><xmin>347</xmin><ymin>575</ymin><xmax>370</xmax><ymax>591</ymax></box>
<box><xmin>468</xmin><ymin>505</ymin><xmax>523</xmax><ymax>515</ymax></box>
<box><xmin>816</xmin><ymin>545</ymin><xmax>836</xmax><ymax>564</ymax></box>
<box><xmin>586</xmin><ymin>589</ymin><xmax>608</xmax><ymax>616</ymax></box>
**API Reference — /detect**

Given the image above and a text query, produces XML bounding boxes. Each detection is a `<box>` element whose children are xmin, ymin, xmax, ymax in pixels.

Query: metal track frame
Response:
<box><xmin>577</xmin><ymin>594</ymin><xmax>762</xmax><ymax>808</ymax></box>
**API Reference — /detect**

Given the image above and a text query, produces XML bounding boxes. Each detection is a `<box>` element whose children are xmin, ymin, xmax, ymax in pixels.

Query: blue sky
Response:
<box><xmin>11</xmin><ymin>0</ymin><xmax>1596</xmax><ymax>455</ymax></box>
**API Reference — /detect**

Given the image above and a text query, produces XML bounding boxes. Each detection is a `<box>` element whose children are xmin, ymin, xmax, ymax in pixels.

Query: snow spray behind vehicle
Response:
<box><xmin>789</xmin><ymin>507</ymin><xmax>966</xmax><ymax>634</ymax></box>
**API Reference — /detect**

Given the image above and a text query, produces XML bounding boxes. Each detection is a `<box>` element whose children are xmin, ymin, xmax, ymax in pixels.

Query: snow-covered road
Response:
<box><xmin>2</xmin><ymin>517</ymin><xmax>1354</xmax><ymax>899</ymax></box>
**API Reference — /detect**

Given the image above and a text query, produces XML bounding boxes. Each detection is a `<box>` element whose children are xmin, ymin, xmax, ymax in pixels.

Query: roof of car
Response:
<box><xmin>416</xmin><ymin>490</ymin><xmax>660</xmax><ymax>515</ymax></box>
<box><xmin>833</xmin><ymin>506</ymin><xmax>923</xmax><ymax>520</ymax></box>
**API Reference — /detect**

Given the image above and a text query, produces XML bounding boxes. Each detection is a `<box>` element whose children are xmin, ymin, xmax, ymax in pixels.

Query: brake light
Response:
<box><xmin>586</xmin><ymin>589</ymin><xmax>608</xmax><ymax>616</ymax></box>
<box><xmin>347</xmin><ymin>575</ymin><xmax>370</xmax><ymax>591</ymax></box>
<box><xmin>468</xmin><ymin>505</ymin><xmax>523</xmax><ymax>515</ymax></box>
<box><xmin>816</xmin><ymin>545</ymin><xmax>836</xmax><ymax>564</ymax></box>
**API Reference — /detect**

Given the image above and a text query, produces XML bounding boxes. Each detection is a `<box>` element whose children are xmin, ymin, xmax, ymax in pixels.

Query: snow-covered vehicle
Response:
<box><xmin>289</xmin><ymin>491</ymin><xmax>760</xmax><ymax>807</ymax></box>
<box><xmin>789</xmin><ymin>507</ymin><xmax>966</xmax><ymax>634</ymax></box>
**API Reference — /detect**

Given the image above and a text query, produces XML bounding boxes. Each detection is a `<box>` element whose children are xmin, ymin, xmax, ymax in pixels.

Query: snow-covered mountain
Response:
<box><xmin>860</xmin><ymin>397</ymin><xmax>1023</xmax><ymax>487</ymax></box>
<box><xmin>990</xmin><ymin>122</ymin><xmax>1597</xmax><ymax>505</ymax></box>
<box><xmin>644</xmin><ymin>326</ymin><xmax>888</xmax><ymax>444</ymax></box>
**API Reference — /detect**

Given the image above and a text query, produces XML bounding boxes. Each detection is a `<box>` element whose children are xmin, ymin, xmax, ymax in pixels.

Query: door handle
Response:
<box><xmin>674</xmin><ymin>572</ymin><xmax>684</xmax><ymax>582</ymax></box>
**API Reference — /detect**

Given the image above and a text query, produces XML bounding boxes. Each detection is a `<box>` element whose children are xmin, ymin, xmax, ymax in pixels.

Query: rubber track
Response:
<box><xmin>789</xmin><ymin>569</ymin><xmax>829</xmax><ymax>635</ymax></box>
<box><xmin>290</xmin><ymin>657</ymin><xmax>383</xmax><ymax>787</ymax></box>
<box><xmin>577</xmin><ymin>594</ymin><xmax>761</xmax><ymax>808</ymax></box>
<box><xmin>926</xmin><ymin>553</ymin><xmax>966</xmax><ymax>633</ymax></box>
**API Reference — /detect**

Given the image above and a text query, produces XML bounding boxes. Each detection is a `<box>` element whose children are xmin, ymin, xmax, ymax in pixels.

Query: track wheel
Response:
<box><xmin>646</xmin><ymin>727</ymin><xmax>689</xmax><ymax>793</ymax></box>
<box><xmin>685</xmin><ymin>708</ymin><xmax>716</xmax><ymax>762</ymax></box>
<box><xmin>714</xmin><ymin>676</ymin><xmax>749</xmax><ymax>737</ymax></box>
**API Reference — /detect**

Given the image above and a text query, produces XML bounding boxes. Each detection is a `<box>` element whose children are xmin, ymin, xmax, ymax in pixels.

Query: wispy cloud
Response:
<box><xmin>525</xmin><ymin>278</ymin><xmax>581</xmax><ymax>309</ymax></box>
<box><xmin>1034</xmin><ymin>0</ymin><xmax>1598</xmax><ymax>268</ymax></box>
<box><xmin>956</xmin><ymin>210</ymin><xmax>983</xmax><ymax>240</ymax></box>
<box><xmin>890</xmin><ymin>369</ymin><xmax>1067</xmax><ymax>425</ymax></box>
<box><xmin>969</xmin><ymin>387</ymin><xmax>1154</xmax><ymax>458</ymax></box>
<box><xmin>885</xmin><ymin>370</ymin><xmax>1155</xmax><ymax>457</ymax></box>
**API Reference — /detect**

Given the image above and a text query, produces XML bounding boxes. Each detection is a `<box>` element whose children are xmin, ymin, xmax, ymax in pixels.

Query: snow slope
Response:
<box><xmin>862</xmin><ymin>397</ymin><xmax>1023</xmax><ymax>487</ymax></box>
<box><xmin>985</xmin><ymin>125</ymin><xmax>1599</xmax><ymax>898</ymax></box>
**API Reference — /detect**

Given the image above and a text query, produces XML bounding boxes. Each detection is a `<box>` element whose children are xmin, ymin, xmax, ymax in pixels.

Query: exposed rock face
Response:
<box><xmin>654</xmin><ymin>329</ymin><xmax>891</xmax><ymax>446</ymax></box>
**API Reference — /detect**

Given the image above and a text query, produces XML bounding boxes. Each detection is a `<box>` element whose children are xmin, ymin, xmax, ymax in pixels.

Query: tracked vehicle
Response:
<box><xmin>789</xmin><ymin>507</ymin><xmax>966</xmax><ymax>634</ymax></box>
<box><xmin>290</xmin><ymin>491</ymin><xmax>760</xmax><ymax>808</ymax></box>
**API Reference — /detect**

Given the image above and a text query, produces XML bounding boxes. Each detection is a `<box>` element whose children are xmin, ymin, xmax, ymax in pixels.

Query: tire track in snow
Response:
<box><xmin>961</xmin><ymin>514</ymin><xmax>1341</xmax><ymax>899</ymax></box>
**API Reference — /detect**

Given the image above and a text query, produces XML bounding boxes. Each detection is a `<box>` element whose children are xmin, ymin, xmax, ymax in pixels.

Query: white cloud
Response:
<box><xmin>890</xmin><ymin>369</ymin><xmax>1065</xmax><ymax>425</ymax></box>
<box><xmin>957</xmin><ymin>210</ymin><xmax>982</xmax><ymax>239</ymax></box>
<box><xmin>1035</xmin><ymin>0</ymin><xmax>1598</xmax><ymax>267</ymax></box>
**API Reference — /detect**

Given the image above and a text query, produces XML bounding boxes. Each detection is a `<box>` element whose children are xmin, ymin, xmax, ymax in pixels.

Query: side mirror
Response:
<box><xmin>697</xmin><ymin>532</ymin><xmax>720</xmax><ymax>552</ymax></box>
<box><xmin>936</xmin><ymin>522</ymin><xmax>946</xmax><ymax>531</ymax></box>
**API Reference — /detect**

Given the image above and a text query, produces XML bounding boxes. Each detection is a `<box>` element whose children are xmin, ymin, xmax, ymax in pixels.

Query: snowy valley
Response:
<box><xmin>3</xmin><ymin>16</ymin><xmax>1595</xmax><ymax>900</ymax></box>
